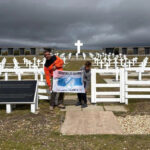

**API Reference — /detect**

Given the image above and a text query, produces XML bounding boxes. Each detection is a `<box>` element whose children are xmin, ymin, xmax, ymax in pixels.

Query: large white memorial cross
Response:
<box><xmin>75</xmin><ymin>40</ymin><xmax>83</xmax><ymax>54</ymax></box>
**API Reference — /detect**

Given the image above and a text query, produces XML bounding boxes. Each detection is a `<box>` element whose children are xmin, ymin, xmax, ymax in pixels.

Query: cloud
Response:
<box><xmin>0</xmin><ymin>0</ymin><xmax>150</xmax><ymax>49</ymax></box>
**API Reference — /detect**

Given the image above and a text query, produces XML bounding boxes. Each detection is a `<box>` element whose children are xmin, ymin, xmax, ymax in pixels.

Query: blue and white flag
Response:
<box><xmin>52</xmin><ymin>70</ymin><xmax>85</xmax><ymax>93</ymax></box>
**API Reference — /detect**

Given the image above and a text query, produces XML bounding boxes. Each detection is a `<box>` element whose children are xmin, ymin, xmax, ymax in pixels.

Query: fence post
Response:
<box><xmin>34</xmin><ymin>70</ymin><xmax>38</xmax><ymax>80</ymax></box>
<box><xmin>124</xmin><ymin>69</ymin><xmax>128</xmax><ymax>104</ymax></box>
<box><xmin>91</xmin><ymin>69</ymin><xmax>96</xmax><ymax>103</ymax></box>
<box><xmin>5</xmin><ymin>72</ymin><xmax>8</xmax><ymax>81</ymax></box>
<box><xmin>116</xmin><ymin>68</ymin><xmax>119</xmax><ymax>81</ymax></box>
<box><xmin>6</xmin><ymin>104</ymin><xmax>12</xmax><ymax>113</ymax></box>
<box><xmin>40</xmin><ymin>72</ymin><xmax>44</xmax><ymax>81</ymax></box>
<box><xmin>17</xmin><ymin>72</ymin><xmax>21</xmax><ymax>80</ymax></box>
<box><xmin>120</xmin><ymin>68</ymin><xmax>125</xmax><ymax>103</ymax></box>
<box><xmin>138</xmin><ymin>71</ymin><xmax>142</xmax><ymax>81</ymax></box>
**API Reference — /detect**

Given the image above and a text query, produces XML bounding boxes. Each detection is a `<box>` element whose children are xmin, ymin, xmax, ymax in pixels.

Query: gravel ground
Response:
<box><xmin>117</xmin><ymin>115</ymin><xmax>150</xmax><ymax>134</ymax></box>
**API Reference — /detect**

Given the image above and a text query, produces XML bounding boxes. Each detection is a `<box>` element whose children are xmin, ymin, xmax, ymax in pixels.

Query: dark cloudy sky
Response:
<box><xmin>0</xmin><ymin>0</ymin><xmax>150</xmax><ymax>49</ymax></box>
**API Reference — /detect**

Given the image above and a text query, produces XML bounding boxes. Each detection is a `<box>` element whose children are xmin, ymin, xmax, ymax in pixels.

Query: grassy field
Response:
<box><xmin>0</xmin><ymin>56</ymin><xmax>150</xmax><ymax>149</ymax></box>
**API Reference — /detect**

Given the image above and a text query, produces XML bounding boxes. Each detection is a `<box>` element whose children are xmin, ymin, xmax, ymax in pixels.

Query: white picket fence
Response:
<box><xmin>0</xmin><ymin>68</ymin><xmax>44</xmax><ymax>81</ymax></box>
<box><xmin>0</xmin><ymin>68</ymin><xmax>51</xmax><ymax>99</ymax></box>
<box><xmin>1</xmin><ymin>67</ymin><xmax>150</xmax><ymax>111</ymax></box>
<box><xmin>91</xmin><ymin>68</ymin><xmax>150</xmax><ymax>104</ymax></box>
<box><xmin>0</xmin><ymin>68</ymin><xmax>50</xmax><ymax>113</ymax></box>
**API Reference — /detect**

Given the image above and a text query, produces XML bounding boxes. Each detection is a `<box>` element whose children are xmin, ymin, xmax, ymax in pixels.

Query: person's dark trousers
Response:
<box><xmin>50</xmin><ymin>92</ymin><xmax>64</xmax><ymax>106</ymax></box>
<box><xmin>58</xmin><ymin>92</ymin><xmax>64</xmax><ymax>105</ymax></box>
<box><xmin>77</xmin><ymin>93</ymin><xmax>87</xmax><ymax>104</ymax></box>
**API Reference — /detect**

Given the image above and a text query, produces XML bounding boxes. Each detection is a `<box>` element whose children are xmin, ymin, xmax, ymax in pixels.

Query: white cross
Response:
<box><xmin>94</xmin><ymin>57</ymin><xmax>96</xmax><ymax>64</ymax></box>
<box><xmin>128</xmin><ymin>60</ymin><xmax>131</xmax><ymax>68</ymax></box>
<box><xmin>83</xmin><ymin>53</ymin><xmax>86</xmax><ymax>60</ymax></box>
<box><xmin>96</xmin><ymin>58</ymin><xmax>99</xmax><ymax>66</ymax></box>
<box><xmin>37</xmin><ymin>59</ymin><xmax>41</xmax><ymax>67</ymax></box>
<box><xmin>28</xmin><ymin>61</ymin><xmax>32</xmax><ymax>69</ymax></box>
<box><xmin>120</xmin><ymin>58</ymin><xmax>123</xmax><ymax>66</ymax></box>
<box><xmin>124</xmin><ymin>57</ymin><xmax>128</xmax><ymax>64</ymax></box>
<box><xmin>108</xmin><ymin>58</ymin><xmax>111</xmax><ymax>66</ymax></box>
<box><xmin>104</xmin><ymin>63</ymin><xmax>109</xmax><ymax>70</ymax></box>
<box><xmin>99</xmin><ymin>60</ymin><xmax>103</xmax><ymax>69</ymax></box>
<box><xmin>33</xmin><ymin>57</ymin><xmax>36</xmax><ymax>66</ymax></box>
<box><xmin>114</xmin><ymin>60</ymin><xmax>118</xmax><ymax>69</ymax></box>
<box><xmin>68</xmin><ymin>53</ymin><xmax>72</xmax><ymax>59</ymax></box>
<box><xmin>123</xmin><ymin>62</ymin><xmax>128</xmax><ymax>68</ymax></box>
<box><xmin>103</xmin><ymin>57</ymin><xmax>107</xmax><ymax>63</ymax></box>
<box><xmin>132</xmin><ymin>58</ymin><xmax>135</xmax><ymax>66</ymax></box>
<box><xmin>119</xmin><ymin>53</ymin><xmax>122</xmax><ymax>58</ymax></box>
<box><xmin>23</xmin><ymin>58</ymin><xmax>26</xmax><ymax>64</ymax></box>
<box><xmin>99</xmin><ymin>54</ymin><xmax>102</xmax><ymax>59</ymax></box>
<box><xmin>75</xmin><ymin>40</ymin><xmax>83</xmax><ymax>54</ymax></box>
<box><xmin>63</xmin><ymin>57</ymin><xmax>66</xmax><ymax>64</ymax></box>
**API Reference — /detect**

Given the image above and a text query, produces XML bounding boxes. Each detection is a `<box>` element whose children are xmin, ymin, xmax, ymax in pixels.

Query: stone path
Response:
<box><xmin>61</xmin><ymin>95</ymin><xmax>128</xmax><ymax>135</ymax></box>
<box><xmin>104</xmin><ymin>105</ymin><xmax>127</xmax><ymax>112</ymax></box>
<box><xmin>61</xmin><ymin>105</ymin><xmax>104</xmax><ymax>112</ymax></box>
<box><xmin>61</xmin><ymin>110</ymin><xmax>122</xmax><ymax>135</ymax></box>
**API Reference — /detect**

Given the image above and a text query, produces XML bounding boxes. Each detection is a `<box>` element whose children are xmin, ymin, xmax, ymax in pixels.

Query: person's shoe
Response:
<box><xmin>49</xmin><ymin>106</ymin><xmax>54</xmax><ymax>111</ymax></box>
<box><xmin>81</xmin><ymin>104</ymin><xmax>88</xmax><ymax>108</ymax></box>
<box><xmin>58</xmin><ymin>104</ymin><xmax>65</xmax><ymax>109</ymax></box>
<box><xmin>75</xmin><ymin>101</ymin><xmax>82</xmax><ymax>106</ymax></box>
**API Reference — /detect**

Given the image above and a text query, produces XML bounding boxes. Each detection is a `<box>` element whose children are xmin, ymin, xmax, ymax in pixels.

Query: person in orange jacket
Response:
<box><xmin>44</xmin><ymin>49</ymin><xmax>65</xmax><ymax>110</ymax></box>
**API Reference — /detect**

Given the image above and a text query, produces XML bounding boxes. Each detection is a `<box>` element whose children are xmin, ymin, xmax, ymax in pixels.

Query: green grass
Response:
<box><xmin>64</xmin><ymin>60</ymin><xmax>88</xmax><ymax>71</ymax></box>
<box><xmin>0</xmin><ymin>101</ymin><xmax>150</xmax><ymax>150</ymax></box>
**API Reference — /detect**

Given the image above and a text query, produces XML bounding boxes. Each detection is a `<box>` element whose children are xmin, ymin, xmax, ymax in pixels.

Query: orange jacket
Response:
<box><xmin>44</xmin><ymin>55</ymin><xmax>64</xmax><ymax>87</ymax></box>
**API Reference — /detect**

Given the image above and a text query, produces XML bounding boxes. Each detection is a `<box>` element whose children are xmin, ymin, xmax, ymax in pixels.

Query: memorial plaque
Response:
<box><xmin>0</xmin><ymin>81</ymin><xmax>37</xmax><ymax>103</ymax></box>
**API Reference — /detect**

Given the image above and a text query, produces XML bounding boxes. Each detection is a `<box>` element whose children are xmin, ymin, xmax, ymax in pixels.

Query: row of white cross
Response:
<box><xmin>88</xmin><ymin>52</ymin><xmax>150</xmax><ymax>70</ymax></box>
<box><xmin>0</xmin><ymin>57</ymin><xmax>6</xmax><ymax>69</ymax></box>
<box><xmin>89</xmin><ymin>52</ymin><xmax>120</xmax><ymax>60</ymax></box>
<box><xmin>93</xmin><ymin>57</ymin><xmax>139</xmax><ymax>69</ymax></box>
<box><xmin>0</xmin><ymin>68</ymin><xmax>44</xmax><ymax>81</ymax></box>
<box><xmin>23</xmin><ymin>57</ymin><xmax>45</xmax><ymax>69</ymax></box>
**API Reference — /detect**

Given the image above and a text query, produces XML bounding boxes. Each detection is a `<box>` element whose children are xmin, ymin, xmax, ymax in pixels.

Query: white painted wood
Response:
<box><xmin>127</xmin><ymin>81</ymin><xmax>150</xmax><ymax>85</ymax></box>
<box><xmin>96</xmin><ymin>92</ymin><xmax>120</xmax><ymax>95</ymax></box>
<box><xmin>127</xmin><ymin>95</ymin><xmax>150</xmax><ymax>98</ymax></box>
<box><xmin>38</xmin><ymin>81</ymin><xmax>47</xmax><ymax>86</ymax></box>
<box><xmin>91</xmin><ymin>69</ymin><xmax>96</xmax><ymax>103</ymax></box>
<box><xmin>126</xmin><ymin>88</ymin><xmax>150</xmax><ymax>92</ymax></box>
<box><xmin>6</xmin><ymin>104</ymin><xmax>12</xmax><ymax>113</ymax></box>
<box><xmin>38</xmin><ymin>89</ymin><xmax>48</xmax><ymax>93</ymax></box>
<box><xmin>125</xmin><ymin>69</ymin><xmax>128</xmax><ymax>104</ymax></box>
<box><xmin>120</xmin><ymin>68</ymin><xmax>125</xmax><ymax>103</ymax></box>
<box><xmin>96</xmin><ymin>84</ymin><xmax>120</xmax><ymax>87</ymax></box>
<box><xmin>31</xmin><ymin>104</ymin><xmax>36</xmax><ymax>113</ymax></box>
<box><xmin>95</xmin><ymin>98</ymin><xmax>120</xmax><ymax>102</ymax></box>
<box><xmin>38</xmin><ymin>95</ymin><xmax>50</xmax><ymax>100</ymax></box>
<box><xmin>5</xmin><ymin>72</ymin><xmax>8</xmax><ymax>80</ymax></box>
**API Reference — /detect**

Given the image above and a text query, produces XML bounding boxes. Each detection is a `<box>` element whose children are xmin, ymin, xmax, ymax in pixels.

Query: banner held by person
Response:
<box><xmin>52</xmin><ymin>70</ymin><xmax>85</xmax><ymax>93</ymax></box>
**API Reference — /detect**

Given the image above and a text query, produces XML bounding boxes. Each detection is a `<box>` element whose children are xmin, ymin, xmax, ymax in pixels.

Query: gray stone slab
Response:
<box><xmin>63</xmin><ymin>95</ymin><xmax>91</xmax><ymax>105</ymax></box>
<box><xmin>104</xmin><ymin>105</ymin><xmax>127</xmax><ymax>112</ymax></box>
<box><xmin>61</xmin><ymin>111</ymin><xmax>122</xmax><ymax>135</ymax></box>
<box><xmin>82</xmin><ymin>105</ymin><xmax>104</xmax><ymax>111</ymax></box>
<box><xmin>61</xmin><ymin>105</ymin><xmax>103</xmax><ymax>112</ymax></box>
<box><xmin>61</xmin><ymin>105</ymin><xmax>81</xmax><ymax>112</ymax></box>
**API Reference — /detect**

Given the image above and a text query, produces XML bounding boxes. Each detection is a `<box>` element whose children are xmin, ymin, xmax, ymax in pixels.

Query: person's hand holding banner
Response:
<box><xmin>52</xmin><ymin>65</ymin><xmax>56</xmax><ymax>71</ymax></box>
<box><xmin>49</xmin><ymin>86</ymin><xmax>52</xmax><ymax>91</ymax></box>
